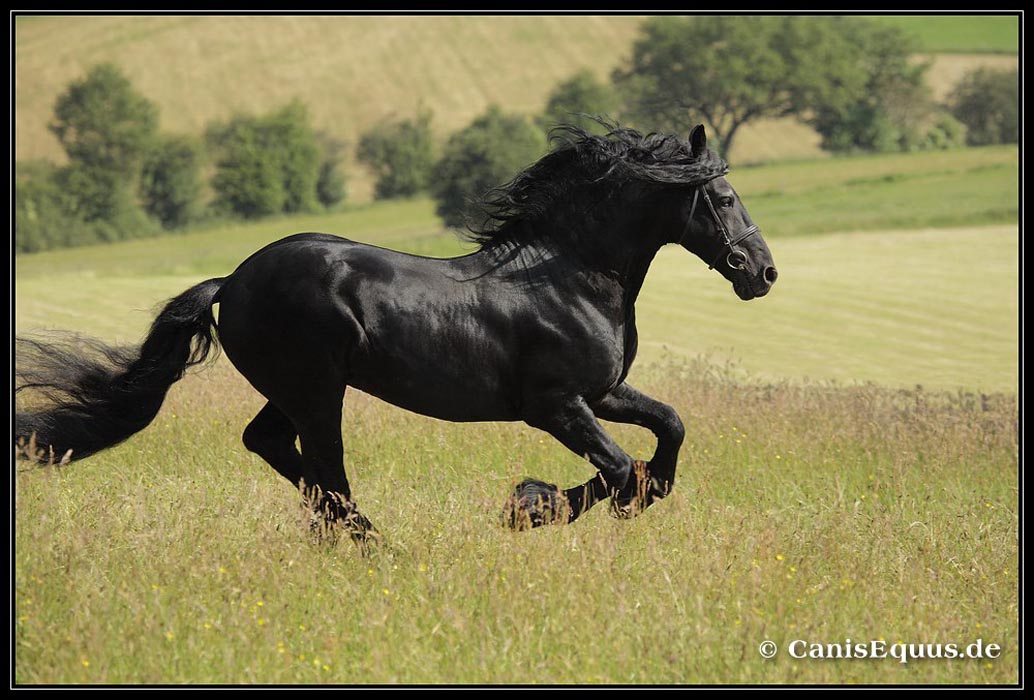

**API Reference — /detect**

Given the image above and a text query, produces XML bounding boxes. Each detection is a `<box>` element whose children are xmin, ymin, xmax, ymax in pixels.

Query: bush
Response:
<box><xmin>430</xmin><ymin>106</ymin><xmax>544</xmax><ymax>229</ymax></box>
<box><xmin>53</xmin><ymin>164</ymin><xmax>156</xmax><ymax>237</ymax></box>
<box><xmin>208</xmin><ymin>119</ymin><xmax>285</xmax><ymax>218</ymax></box>
<box><xmin>208</xmin><ymin>101</ymin><xmax>323</xmax><ymax>219</ymax></box>
<box><xmin>317</xmin><ymin>159</ymin><xmax>347</xmax><ymax>209</ymax></box>
<box><xmin>16</xmin><ymin>164</ymin><xmax>158</xmax><ymax>253</ymax></box>
<box><xmin>948</xmin><ymin>67</ymin><xmax>1018</xmax><ymax>146</ymax></box>
<box><xmin>269</xmin><ymin>102</ymin><xmax>321</xmax><ymax>214</ymax></box>
<box><xmin>15</xmin><ymin>172</ymin><xmax>80</xmax><ymax>253</ymax></box>
<box><xmin>314</xmin><ymin>131</ymin><xmax>347</xmax><ymax>209</ymax></box>
<box><xmin>901</xmin><ymin>113</ymin><xmax>967</xmax><ymax>152</ymax></box>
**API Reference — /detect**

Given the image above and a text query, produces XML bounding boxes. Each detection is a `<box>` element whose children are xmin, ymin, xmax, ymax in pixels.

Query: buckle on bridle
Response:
<box><xmin>679</xmin><ymin>182</ymin><xmax>760</xmax><ymax>271</ymax></box>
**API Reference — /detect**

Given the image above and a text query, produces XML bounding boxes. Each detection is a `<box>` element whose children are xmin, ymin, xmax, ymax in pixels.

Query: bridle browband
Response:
<box><xmin>678</xmin><ymin>182</ymin><xmax>760</xmax><ymax>271</ymax></box>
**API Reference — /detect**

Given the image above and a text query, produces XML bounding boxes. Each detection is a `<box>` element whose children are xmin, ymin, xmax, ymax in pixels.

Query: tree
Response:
<box><xmin>268</xmin><ymin>101</ymin><xmax>321</xmax><ymax>214</ymax></box>
<box><xmin>32</xmin><ymin>62</ymin><xmax>160</xmax><ymax>246</ymax></box>
<box><xmin>49</xmin><ymin>63</ymin><xmax>159</xmax><ymax>174</ymax></box>
<box><xmin>208</xmin><ymin>119</ymin><xmax>286</xmax><ymax>218</ymax></box>
<box><xmin>538</xmin><ymin>70</ymin><xmax>617</xmax><ymax>134</ymax></box>
<box><xmin>140</xmin><ymin>135</ymin><xmax>204</xmax><ymax>229</ymax></box>
<box><xmin>615</xmin><ymin>16</ymin><xmax>815</xmax><ymax>159</ymax></box>
<box><xmin>948</xmin><ymin>67</ymin><xmax>1019</xmax><ymax>146</ymax></box>
<box><xmin>357</xmin><ymin>108</ymin><xmax>436</xmax><ymax>199</ymax></box>
<box><xmin>805</xmin><ymin>19</ymin><xmax>933</xmax><ymax>152</ymax></box>
<box><xmin>612</xmin><ymin>16</ymin><xmax>928</xmax><ymax>159</ymax></box>
<box><xmin>430</xmin><ymin>106</ymin><xmax>544</xmax><ymax>229</ymax></box>
<box><xmin>51</xmin><ymin>163</ymin><xmax>128</xmax><ymax>223</ymax></box>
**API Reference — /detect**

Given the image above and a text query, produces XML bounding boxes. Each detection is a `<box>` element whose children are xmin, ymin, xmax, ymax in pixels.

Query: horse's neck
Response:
<box><xmin>493</xmin><ymin>236</ymin><xmax>660</xmax><ymax>314</ymax></box>
<box><xmin>617</xmin><ymin>244</ymin><xmax>661</xmax><ymax>311</ymax></box>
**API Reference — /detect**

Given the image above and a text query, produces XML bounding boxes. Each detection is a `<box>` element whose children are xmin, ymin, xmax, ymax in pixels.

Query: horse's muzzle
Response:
<box><xmin>735</xmin><ymin>265</ymin><xmax>777</xmax><ymax>300</ymax></box>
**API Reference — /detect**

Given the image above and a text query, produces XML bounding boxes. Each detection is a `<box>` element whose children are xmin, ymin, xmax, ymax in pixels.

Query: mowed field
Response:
<box><xmin>13</xmin><ymin>146</ymin><xmax>1019</xmax><ymax>684</ymax></box>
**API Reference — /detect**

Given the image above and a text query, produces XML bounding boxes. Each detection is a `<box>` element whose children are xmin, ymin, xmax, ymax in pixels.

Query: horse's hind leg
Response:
<box><xmin>243</xmin><ymin>396</ymin><xmax>377</xmax><ymax>546</ymax></box>
<box><xmin>243</xmin><ymin>401</ymin><xmax>308</xmax><ymax>488</ymax></box>
<box><xmin>289</xmin><ymin>388</ymin><xmax>379</xmax><ymax>546</ymax></box>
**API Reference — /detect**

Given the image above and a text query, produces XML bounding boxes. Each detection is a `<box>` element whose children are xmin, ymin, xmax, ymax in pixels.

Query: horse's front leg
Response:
<box><xmin>591</xmin><ymin>382</ymin><xmax>685</xmax><ymax>514</ymax></box>
<box><xmin>504</xmin><ymin>396</ymin><xmax>641</xmax><ymax>530</ymax></box>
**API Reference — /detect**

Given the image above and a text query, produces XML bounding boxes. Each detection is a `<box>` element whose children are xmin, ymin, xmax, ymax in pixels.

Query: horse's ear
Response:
<box><xmin>689</xmin><ymin>124</ymin><xmax>707</xmax><ymax>157</ymax></box>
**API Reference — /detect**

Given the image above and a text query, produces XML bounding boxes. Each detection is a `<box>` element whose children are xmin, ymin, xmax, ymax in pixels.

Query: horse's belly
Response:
<box><xmin>348</xmin><ymin>361</ymin><xmax>518</xmax><ymax>423</ymax></box>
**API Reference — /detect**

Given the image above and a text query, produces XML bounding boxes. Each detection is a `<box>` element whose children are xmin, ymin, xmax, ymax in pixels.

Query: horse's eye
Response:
<box><xmin>720</xmin><ymin>197</ymin><xmax>734</xmax><ymax>208</ymax></box>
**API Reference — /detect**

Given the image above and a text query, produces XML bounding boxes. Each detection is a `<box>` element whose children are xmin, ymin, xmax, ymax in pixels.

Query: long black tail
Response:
<box><xmin>15</xmin><ymin>277</ymin><xmax>226</xmax><ymax>462</ymax></box>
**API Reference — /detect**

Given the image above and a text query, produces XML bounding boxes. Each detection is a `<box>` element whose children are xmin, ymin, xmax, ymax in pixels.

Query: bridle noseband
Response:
<box><xmin>679</xmin><ymin>183</ymin><xmax>760</xmax><ymax>271</ymax></box>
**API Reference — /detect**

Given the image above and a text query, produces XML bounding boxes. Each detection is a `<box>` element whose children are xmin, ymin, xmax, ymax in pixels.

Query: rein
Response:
<box><xmin>678</xmin><ymin>183</ymin><xmax>760</xmax><ymax>271</ymax></box>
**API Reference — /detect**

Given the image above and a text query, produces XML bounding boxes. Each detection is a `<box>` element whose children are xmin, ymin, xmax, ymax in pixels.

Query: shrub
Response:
<box><xmin>208</xmin><ymin>101</ymin><xmax>323</xmax><ymax>218</ymax></box>
<box><xmin>357</xmin><ymin>108</ymin><xmax>436</xmax><ymax>199</ymax></box>
<box><xmin>15</xmin><ymin>164</ymin><xmax>158</xmax><ymax>252</ymax></box>
<box><xmin>948</xmin><ymin>67</ymin><xmax>1019</xmax><ymax>146</ymax></box>
<box><xmin>15</xmin><ymin>172</ymin><xmax>79</xmax><ymax>253</ymax></box>
<box><xmin>430</xmin><ymin>106</ymin><xmax>543</xmax><ymax>229</ymax></box>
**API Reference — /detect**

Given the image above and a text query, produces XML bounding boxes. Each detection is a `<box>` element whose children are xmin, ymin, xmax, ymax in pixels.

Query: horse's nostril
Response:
<box><xmin>764</xmin><ymin>266</ymin><xmax>778</xmax><ymax>284</ymax></box>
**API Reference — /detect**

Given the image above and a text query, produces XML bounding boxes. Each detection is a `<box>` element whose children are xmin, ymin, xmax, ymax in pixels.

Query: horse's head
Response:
<box><xmin>677</xmin><ymin>126</ymin><xmax>777</xmax><ymax>300</ymax></box>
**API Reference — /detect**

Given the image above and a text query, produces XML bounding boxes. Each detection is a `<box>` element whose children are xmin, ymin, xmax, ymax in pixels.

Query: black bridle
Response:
<box><xmin>679</xmin><ymin>183</ymin><xmax>760</xmax><ymax>271</ymax></box>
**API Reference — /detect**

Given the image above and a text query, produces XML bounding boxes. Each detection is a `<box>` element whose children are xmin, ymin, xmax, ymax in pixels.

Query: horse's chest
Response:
<box><xmin>570</xmin><ymin>311</ymin><xmax>638</xmax><ymax>387</ymax></box>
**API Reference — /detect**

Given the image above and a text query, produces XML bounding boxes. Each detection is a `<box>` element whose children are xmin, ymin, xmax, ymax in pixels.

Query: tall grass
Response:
<box><xmin>14</xmin><ymin>359</ymin><xmax>1017</xmax><ymax>684</ymax></box>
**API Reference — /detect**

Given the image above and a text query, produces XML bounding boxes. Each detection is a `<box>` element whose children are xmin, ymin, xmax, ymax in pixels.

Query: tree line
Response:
<box><xmin>16</xmin><ymin>16</ymin><xmax>1018</xmax><ymax>253</ymax></box>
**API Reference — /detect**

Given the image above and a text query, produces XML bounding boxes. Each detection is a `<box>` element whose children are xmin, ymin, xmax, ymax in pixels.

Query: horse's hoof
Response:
<box><xmin>609</xmin><ymin>460</ymin><xmax>651</xmax><ymax>519</ymax></box>
<box><xmin>308</xmin><ymin>495</ymin><xmax>382</xmax><ymax>552</ymax></box>
<box><xmin>503</xmin><ymin>478</ymin><xmax>568</xmax><ymax>530</ymax></box>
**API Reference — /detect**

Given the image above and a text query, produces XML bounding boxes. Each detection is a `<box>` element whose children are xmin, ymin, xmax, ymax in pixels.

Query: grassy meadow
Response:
<box><xmin>12</xmin><ymin>15</ymin><xmax>1021</xmax><ymax>685</ymax></box>
<box><xmin>13</xmin><ymin>141</ymin><xmax>1019</xmax><ymax>684</ymax></box>
<box><xmin>14</xmin><ymin>360</ymin><xmax>1018</xmax><ymax>684</ymax></box>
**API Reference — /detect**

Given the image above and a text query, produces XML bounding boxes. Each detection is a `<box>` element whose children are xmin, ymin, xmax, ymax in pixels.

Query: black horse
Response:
<box><xmin>16</xmin><ymin>124</ymin><xmax>776</xmax><ymax>542</ymax></box>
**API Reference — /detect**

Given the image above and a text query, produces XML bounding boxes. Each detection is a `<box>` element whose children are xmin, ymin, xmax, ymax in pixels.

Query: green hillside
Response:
<box><xmin>872</xmin><ymin>14</ymin><xmax>1019</xmax><ymax>53</ymax></box>
<box><xmin>14</xmin><ymin>16</ymin><xmax>643</xmax><ymax>163</ymax></box>
<box><xmin>15</xmin><ymin>15</ymin><xmax>1019</xmax><ymax>200</ymax></box>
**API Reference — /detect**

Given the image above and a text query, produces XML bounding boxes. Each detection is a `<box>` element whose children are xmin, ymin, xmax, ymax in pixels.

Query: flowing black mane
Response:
<box><xmin>467</xmin><ymin>122</ymin><xmax>729</xmax><ymax>248</ymax></box>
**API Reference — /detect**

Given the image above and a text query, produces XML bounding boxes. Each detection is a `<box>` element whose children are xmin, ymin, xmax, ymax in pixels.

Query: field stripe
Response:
<box><xmin>634</xmin><ymin>226</ymin><xmax>1018</xmax><ymax>392</ymax></box>
<box><xmin>15</xmin><ymin>226</ymin><xmax>1017</xmax><ymax>393</ymax></box>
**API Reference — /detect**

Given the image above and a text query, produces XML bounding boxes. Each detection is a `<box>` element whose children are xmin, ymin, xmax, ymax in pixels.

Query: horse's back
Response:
<box><xmin>216</xmin><ymin>233</ymin><xmax>523</xmax><ymax>421</ymax></box>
